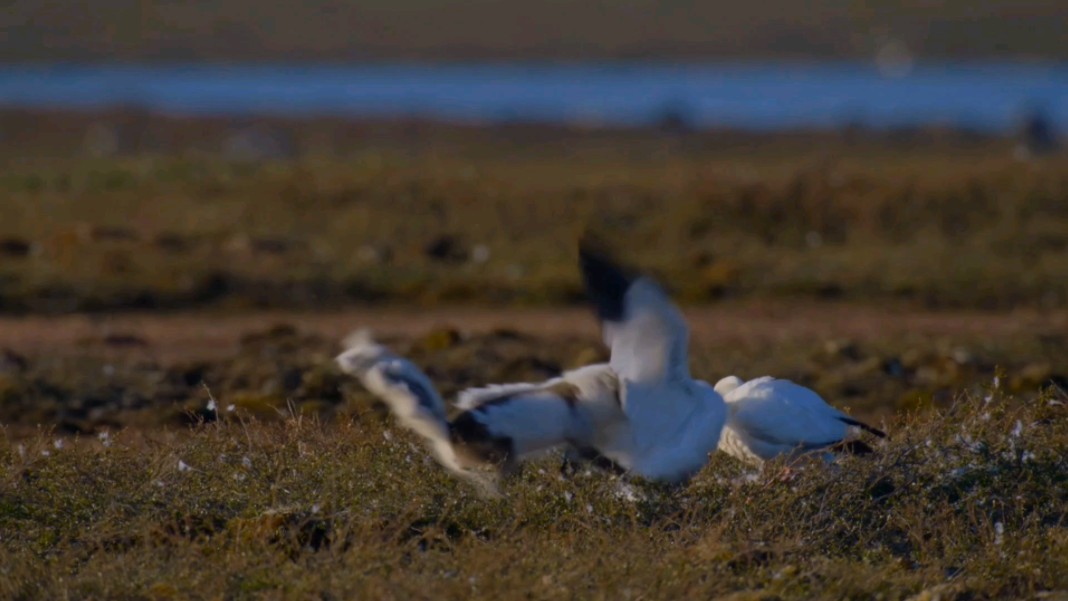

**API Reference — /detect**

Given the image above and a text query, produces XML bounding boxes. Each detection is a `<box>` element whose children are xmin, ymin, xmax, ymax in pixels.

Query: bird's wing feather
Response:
<box><xmin>456</xmin><ymin>382</ymin><xmax>550</xmax><ymax>410</ymax></box>
<box><xmin>380</xmin><ymin>359</ymin><xmax>448</xmax><ymax>422</ymax></box>
<box><xmin>726</xmin><ymin>378</ymin><xmax>848</xmax><ymax>448</ymax></box>
<box><xmin>579</xmin><ymin>239</ymin><xmax>690</xmax><ymax>397</ymax></box>
<box><xmin>456</xmin><ymin>384</ymin><xmax>592</xmax><ymax>457</ymax></box>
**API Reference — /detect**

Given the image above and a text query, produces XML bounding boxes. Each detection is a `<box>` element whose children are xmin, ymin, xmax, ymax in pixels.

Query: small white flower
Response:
<box><xmin>98</xmin><ymin>431</ymin><xmax>112</xmax><ymax>448</ymax></box>
<box><xmin>226</xmin><ymin>404</ymin><xmax>236</xmax><ymax>412</ymax></box>
<box><xmin>994</xmin><ymin>521</ymin><xmax>1004</xmax><ymax>545</ymax></box>
<box><xmin>948</xmin><ymin>467</ymin><xmax>970</xmax><ymax>479</ymax></box>
<box><xmin>311</xmin><ymin>503</ymin><xmax>321</xmax><ymax>514</ymax></box>
<box><xmin>614</xmin><ymin>482</ymin><xmax>643</xmax><ymax>503</ymax></box>
<box><xmin>53</xmin><ymin>439</ymin><xmax>64</xmax><ymax>450</ymax></box>
<box><xmin>178</xmin><ymin>460</ymin><xmax>192</xmax><ymax>472</ymax></box>
<box><xmin>40</xmin><ymin>449</ymin><xmax>51</xmax><ymax>457</ymax></box>
<box><xmin>585</xmin><ymin>504</ymin><xmax>594</xmax><ymax>514</ymax></box>
<box><xmin>383</xmin><ymin>430</ymin><xmax>393</xmax><ymax>442</ymax></box>
<box><xmin>993</xmin><ymin>375</ymin><xmax>1000</xmax><ymax>389</ymax></box>
<box><xmin>563</xmin><ymin>492</ymin><xmax>573</xmax><ymax>503</ymax></box>
<box><xmin>1010</xmin><ymin>420</ymin><xmax>1023</xmax><ymax>439</ymax></box>
<box><xmin>207</xmin><ymin>399</ymin><xmax>217</xmax><ymax>412</ymax></box>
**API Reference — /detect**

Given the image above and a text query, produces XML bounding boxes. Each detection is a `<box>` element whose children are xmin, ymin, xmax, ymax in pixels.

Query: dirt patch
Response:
<box><xmin>0</xmin><ymin>301</ymin><xmax>1059</xmax><ymax>362</ymax></box>
<box><xmin>0</xmin><ymin>302</ymin><xmax>1064</xmax><ymax>434</ymax></box>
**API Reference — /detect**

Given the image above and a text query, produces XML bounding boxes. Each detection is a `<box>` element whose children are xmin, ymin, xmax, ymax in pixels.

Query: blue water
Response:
<box><xmin>1</xmin><ymin>62</ymin><xmax>1065</xmax><ymax>133</ymax></box>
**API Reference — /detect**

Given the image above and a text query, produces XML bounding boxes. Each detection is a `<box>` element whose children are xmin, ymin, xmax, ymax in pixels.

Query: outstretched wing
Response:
<box><xmin>578</xmin><ymin>237</ymin><xmax>690</xmax><ymax>385</ymax></box>
<box><xmin>456</xmin><ymin>382</ymin><xmax>548</xmax><ymax>410</ymax></box>
<box><xmin>378</xmin><ymin>358</ymin><xmax>448</xmax><ymax>423</ymax></box>
<box><xmin>336</xmin><ymin>335</ymin><xmax>501</xmax><ymax>496</ymax></box>
<box><xmin>453</xmin><ymin>363</ymin><xmax>622</xmax><ymax>458</ymax></box>
<box><xmin>453</xmin><ymin>382</ymin><xmax>590</xmax><ymax>458</ymax></box>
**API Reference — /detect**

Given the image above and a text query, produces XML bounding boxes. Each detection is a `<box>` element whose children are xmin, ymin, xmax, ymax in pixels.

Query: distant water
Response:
<box><xmin>0</xmin><ymin>62</ymin><xmax>1065</xmax><ymax>133</ymax></box>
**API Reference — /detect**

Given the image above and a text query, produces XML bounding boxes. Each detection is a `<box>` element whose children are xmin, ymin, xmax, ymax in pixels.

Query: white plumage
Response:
<box><xmin>578</xmin><ymin>240</ymin><xmax>727</xmax><ymax>483</ymax></box>
<box><xmin>334</xmin><ymin>238</ymin><xmax>729</xmax><ymax>490</ymax></box>
<box><xmin>714</xmin><ymin>375</ymin><xmax>885</xmax><ymax>466</ymax></box>
<box><xmin>337</xmin><ymin>335</ymin><xmax>623</xmax><ymax>494</ymax></box>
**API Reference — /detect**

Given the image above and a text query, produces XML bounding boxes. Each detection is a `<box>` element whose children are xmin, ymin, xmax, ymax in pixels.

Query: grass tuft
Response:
<box><xmin>1</xmin><ymin>384</ymin><xmax>1065</xmax><ymax>599</ymax></box>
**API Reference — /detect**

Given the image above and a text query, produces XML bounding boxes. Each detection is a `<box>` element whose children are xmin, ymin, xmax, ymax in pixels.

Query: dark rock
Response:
<box><xmin>102</xmin><ymin>333</ymin><xmax>150</xmax><ymax>348</ymax></box>
<box><xmin>424</xmin><ymin>235</ymin><xmax>468</xmax><ymax>263</ymax></box>
<box><xmin>0</xmin><ymin>348</ymin><xmax>28</xmax><ymax>374</ymax></box>
<box><xmin>0</xmin><ymin>237</ymin><xmax>31</xmax><ymax>258</ymax></box>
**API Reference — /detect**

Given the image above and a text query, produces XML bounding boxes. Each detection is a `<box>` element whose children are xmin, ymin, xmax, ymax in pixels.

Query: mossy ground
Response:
<box><xmin>1</xmin><ymin>379</ymin><xmax>1065</xmax><ymax>600</ymax></box>
<box><xmin>1</xmin><ymin>113</ymin><xmax>1066</xmax><ymax>599</ymax></box>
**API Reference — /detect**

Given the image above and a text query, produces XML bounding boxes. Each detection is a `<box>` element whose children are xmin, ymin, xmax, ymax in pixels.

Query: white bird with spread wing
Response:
<box><xmin>713</xmin><ymin>375</ymin><xmax>886</xmax><ymax>467</ymax></box>
<box><xmin>335</xmin><ymin>237</ymin><xmax>727</xmax><ymax>489</ymax></box>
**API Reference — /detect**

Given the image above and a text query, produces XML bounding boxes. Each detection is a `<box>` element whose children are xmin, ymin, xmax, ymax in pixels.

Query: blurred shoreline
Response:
<box><xmin>0</xmin><ymin>106</ymin><xmax>1023</xmax><ymax>163</ymax></box>
<box><xmin>2</xmin><ymin>62</ymin><xmax>1064</xmax><ymax>136</ymax></box>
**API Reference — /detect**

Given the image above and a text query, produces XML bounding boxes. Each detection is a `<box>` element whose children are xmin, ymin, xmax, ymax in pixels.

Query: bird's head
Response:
<box><xmin>335</xmin><ymin>329</ymin><xmax>391</xmax><ymax>375</ymax></box>
<box><xmin>714</xmin><ymin>375</ymin><xmax>745</xmax><ymax>396</ymax></box>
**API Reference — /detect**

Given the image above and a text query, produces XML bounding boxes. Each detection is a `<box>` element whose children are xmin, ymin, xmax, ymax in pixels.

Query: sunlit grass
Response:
<box><xmin>1</xmin><ymin>381</ymin><xmax>1064</xmax><ymax>599</ymax></box>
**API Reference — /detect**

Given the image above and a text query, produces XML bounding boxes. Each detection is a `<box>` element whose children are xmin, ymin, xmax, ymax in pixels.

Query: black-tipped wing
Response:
<box><xmin>837</xmin><ymin>416</ymin><xmax>887</xmax><ymax>438</ymax></box>
<box><xmin>578</xmin><ymin>237</ymin><xmax>690</xmax><ymax>385</ymax></box>
<box><xmin>579</xmin><ymin>238</ymin><xmax>635</xmax><ymax>322</ymax></box>
<box><xmin>381</xmin><ymin>359</ymin><xmax>448</xmax><ymax>423</ymax></box>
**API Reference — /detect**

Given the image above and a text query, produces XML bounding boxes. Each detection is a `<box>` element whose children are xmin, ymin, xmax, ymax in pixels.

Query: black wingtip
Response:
<box><xmin>577</xmin><ymin>234</ymin><xmax>634</xmax><ymax>322</ymax></box>
<box><xmin>838</xmin><ymin>417</ymin><xmax>887</xmax><ymax>438</ymax></box>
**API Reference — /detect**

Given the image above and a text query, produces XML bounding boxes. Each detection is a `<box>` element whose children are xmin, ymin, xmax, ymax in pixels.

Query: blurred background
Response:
<box><xmin>0</xmin><ymin>1</ymin><xmax>1066</xmax><ymax>433</ymax></box>
<box><xmin>2</xmin><ymin>0</ymin><xmax>1067</xmax><ymax>152</ymax></box>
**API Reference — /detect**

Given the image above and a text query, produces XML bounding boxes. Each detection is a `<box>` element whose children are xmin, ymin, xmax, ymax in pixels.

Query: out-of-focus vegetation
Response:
<box><xmin>2</xmin><ymin>0</ymin><xmax>1066</xmax><ymax>61</ymax></box>
<box><xmin>0</xmin><ymin>108</ymin><xmax>1065</xmax><ymax>599</ymax></box>
<box><xmin>1</xmin><ymin>318</ymin><xmax>1065</xmax><ymax>438</ymax></box>
<box><xmin>1</xmin><ymin>379</ymin><xmax>1065</xmax><ymax>599</ymax></box>
<box><xmin>1</xmin><ymin>110</ymin><xmax>1066</xmax><ymax>313</ymax></box>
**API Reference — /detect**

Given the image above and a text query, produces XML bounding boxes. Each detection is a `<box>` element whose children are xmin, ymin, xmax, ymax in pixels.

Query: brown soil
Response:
<box><xmin>1</xmin><ymin>301</ymin><xmax>1061</xmax><ymax>363</ymax></box>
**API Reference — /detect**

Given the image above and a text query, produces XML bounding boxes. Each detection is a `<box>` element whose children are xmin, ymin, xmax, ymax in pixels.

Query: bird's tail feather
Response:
<box><xmin>838</xmin><ymin>416</ymin><xmax>887</xmax><ymax>438</ymax></box>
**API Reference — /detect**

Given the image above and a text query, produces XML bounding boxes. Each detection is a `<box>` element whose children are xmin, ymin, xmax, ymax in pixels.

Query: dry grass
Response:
<box><xmin>1</xmin><ymin>380</ymin><xmax>1065</xmax><ymax>600</ymax></box>
<box><xmin>1</xmin><ymin>113</ymin><xmax>1066</xmax><ymax>598</ymax></box>
<box><xmin>0</xmin><ymin>112</ymin><xmax>1065</xmax><ymax>313</ymax></box>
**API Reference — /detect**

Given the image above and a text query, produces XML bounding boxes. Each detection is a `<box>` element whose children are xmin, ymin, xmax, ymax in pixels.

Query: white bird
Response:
<box><xmin>575</xmin><ymin>238</ymin><xmax>727</xmax><ymax>483</ymax></box>
<box><xmin>334</xmin><ymin>237</ymin><xmax>727</xmax><ymax>489</ymax></box>
<box><xmin>335</xmin><ymin>330</ymin><xmax>618</xmax><ymax>494</ymax></box>
<box><xmin>713</xmin><ymin>375</ymin><xmax>886</xmax><ymax>467</ymax></box>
